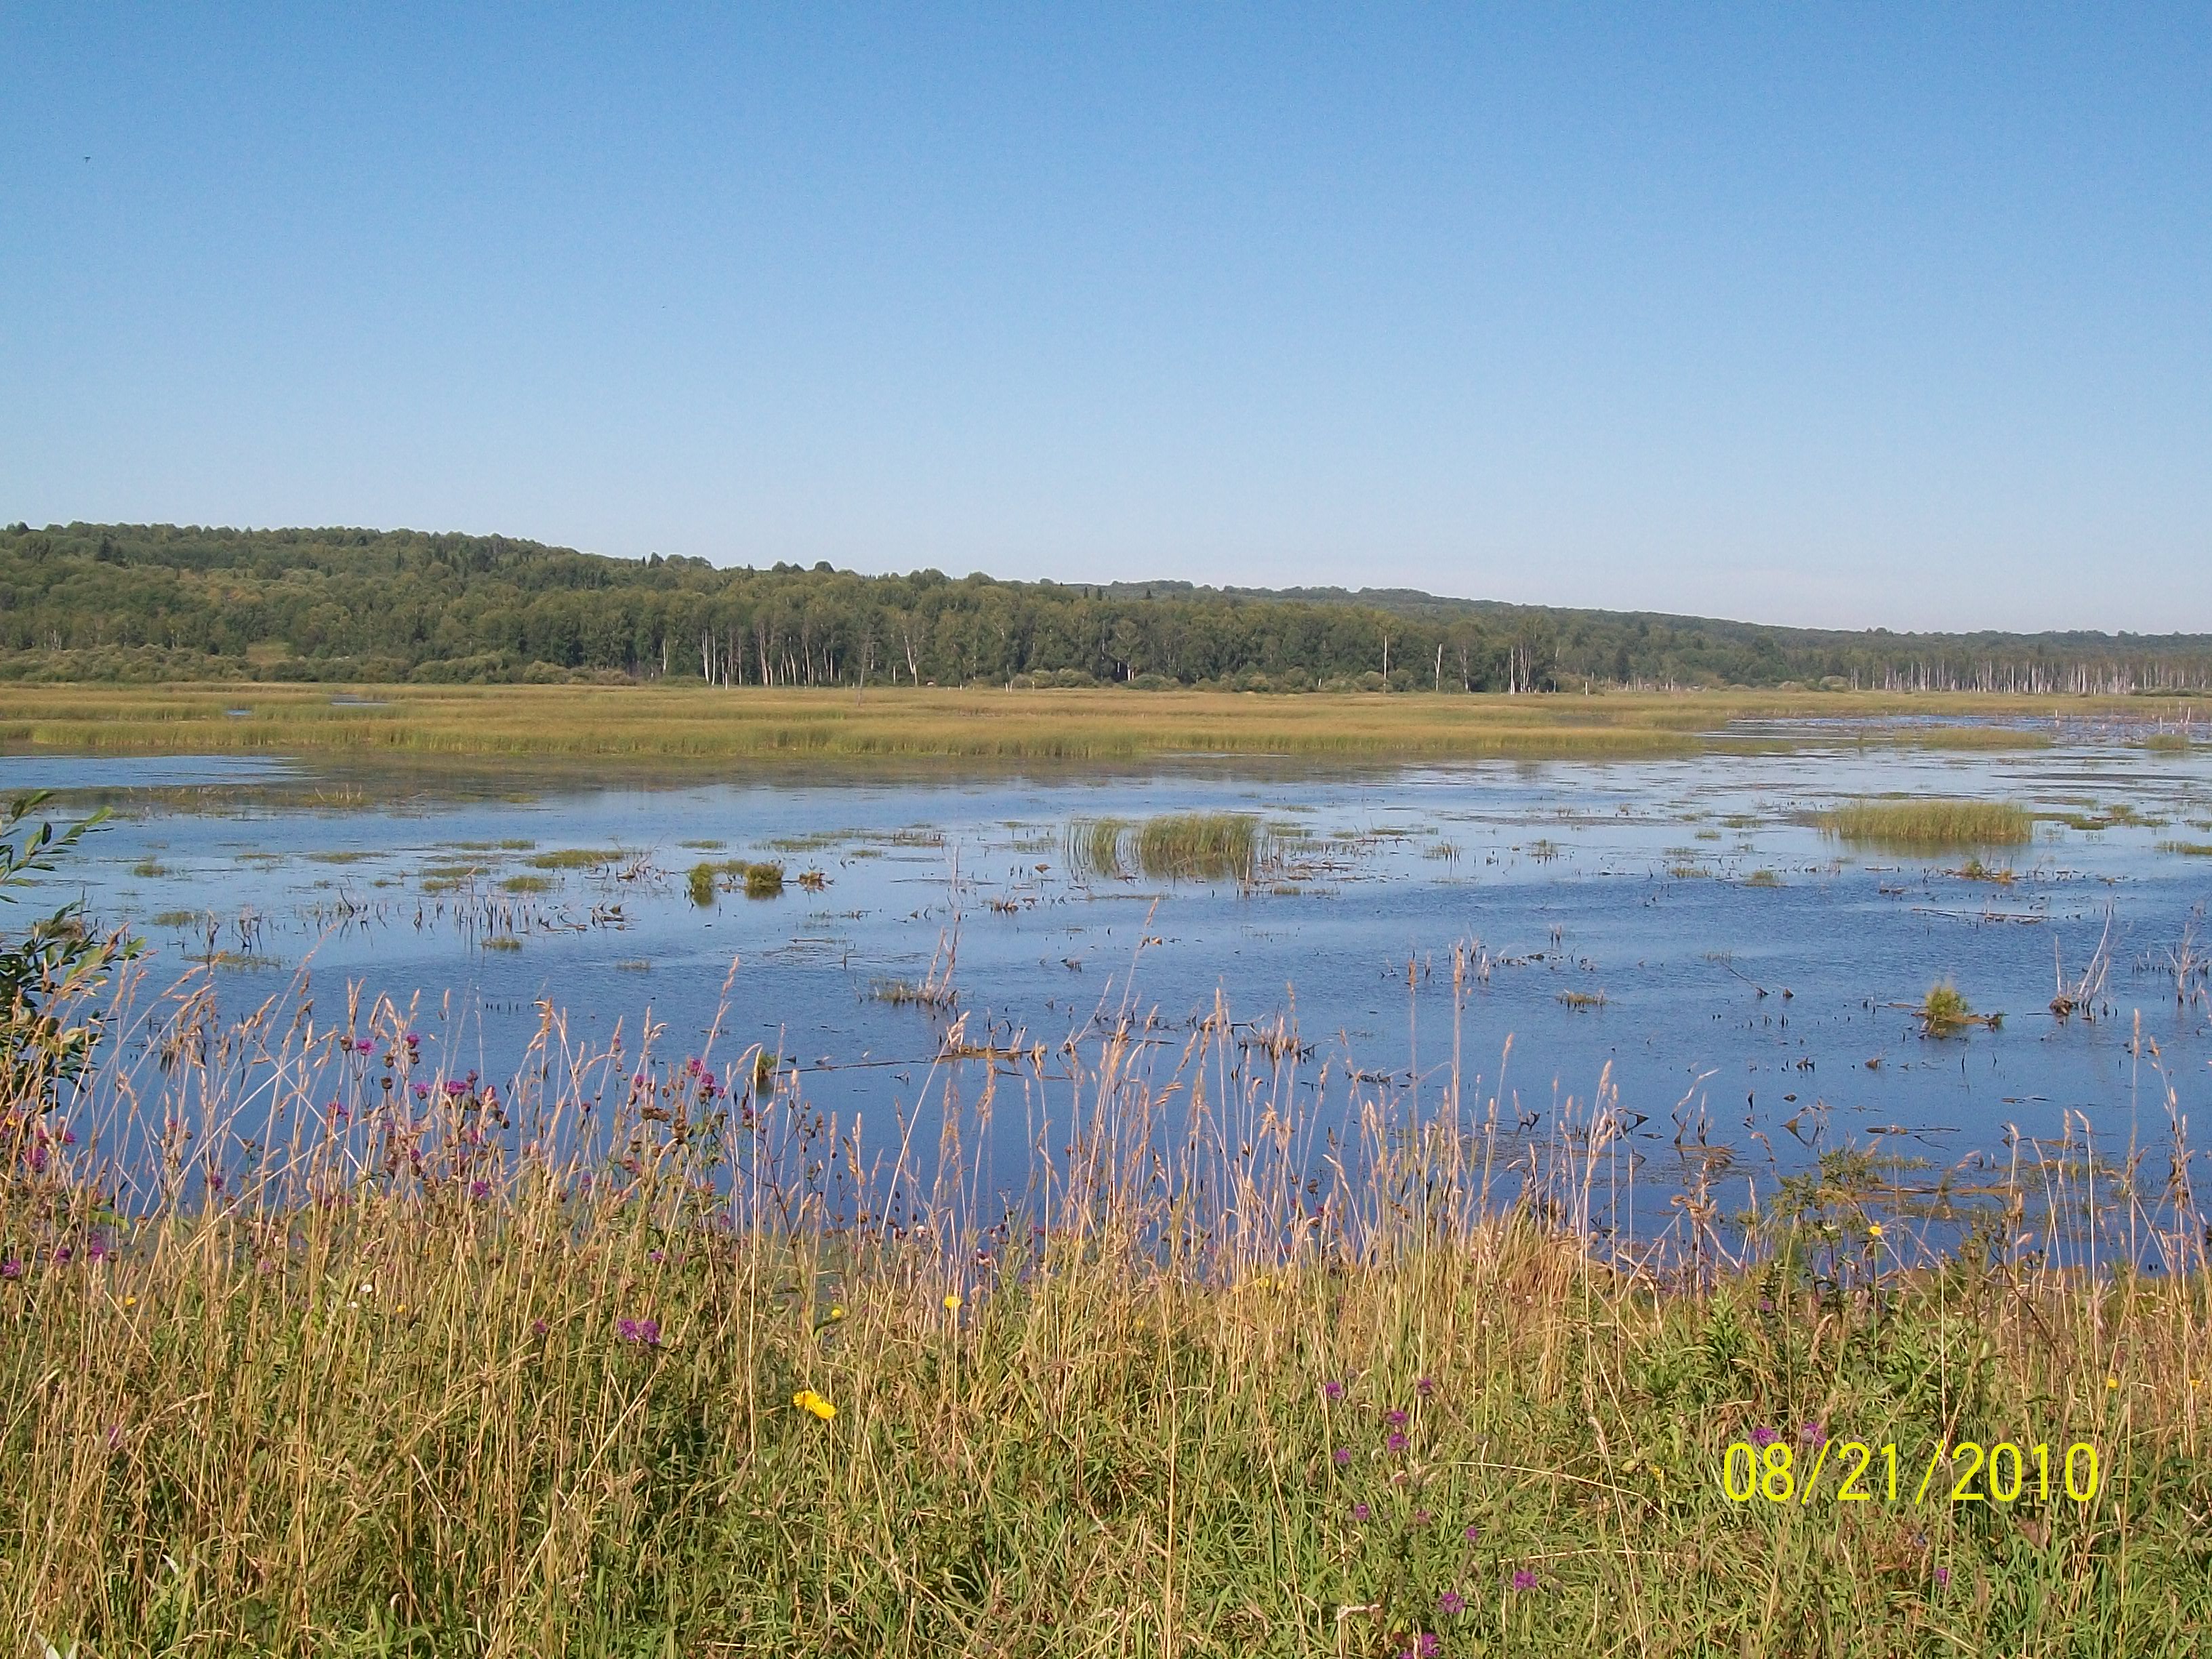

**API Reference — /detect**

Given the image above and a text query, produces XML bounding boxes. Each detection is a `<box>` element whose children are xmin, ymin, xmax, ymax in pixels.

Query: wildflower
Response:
<box><xmin>529</xmin><ymin>1318</ymin><xmax>548</xmax><ymax>1336</ymax></box>
<box><xmin>412</xmin><ymin>1083</ymin><xmax>430</xmax><ymax>1101</ymax></box>
<box><xmin>1333</xmin><ymin>1448</ymin><xmax>1352</xmax><ymax>1466</ymax></box>
<box><xmin>1511</xmin><ymin>1568</ymin><xmax>1537</xmax><ymax>1592</ymax></box>
<box><xmin>943</xmin><ymin>1292</ymin><xmax>962</xmax><ymax>1311</ymax></box>
<box><xmin>2</xmin><ymin>1259</ymin><xmax>21</xmax><ymax>1282</ymax></box>
<box><xmin>1868</xmin><ymin>1222</ymin><xmax>1885</xmax><ymax>1240</ymax></box>
<box><xmin>1412</xmin><ymin>1508</ymin><xmax>1431</xmax><ymax>1525</ymax></box>
<box><xmin>2106</xmin><ymin>1376</ymin><xmax>2118</xmax><ymax>1390</ymax></box>
<box><xmin>1463</xmin><ymin>1524</ymin><xmax>1480</xmax><ymax>1542</ymax></box>
<box><xmin>794</xmin><ymin>1388</ymin><xmax>836</xmax><ymax>1421</ymax></box>
<box><xmin>1387</xmin><ymin>1408</ymin><xmax>1410</xmax><ymax>1426</ymax></box>
<box><xmin>1416</xmin><ymin>1375</ymin><xmax>1435</xmax><ymax>1397</ymax></box>
<box><xmin>1351</xmin><ymin>1502</ymin><xmax>1371</xmax><ymax>1522</ymax></box>
<box><xmin>1934</xmin><ymin>1566</ymin><xmax>1950</xmax><ymax>1588</ymax></box>
<box><xmin>1322</xmin><ymin>1380</ymin><xmax>1345</xmax><ymax>1401</ymax></box>
<box><xmin>1438</xmin><ymin>1591</ymin><xmax>1466</xmax><ymax>1616</ymax></box>
<box><xmin>1751</xmin><ymin>1425</ymin><xmax>1778</xmax><ymax>1448</ymax></box>
<box><xmin>830</xmin><ymin>1305</ymin><xmax>846</xmax><ymax>1321</ymax></box>
<box><xmin>1800</xmin><ymin>1422</ymin><xmax>1824</xmax><ymax>1444</ymax></box>
<box><xmin>617</xmin><ymin>1318</ymin><xmax>638</xmax><ymax>1342</ymax></box>
<box><xmin>468</xmin><ymin>1180</ymin><xmax>490</xmax><ymax>1202</ymax></box>
<box><xmin>1387</xmin><ymin>1431</ymin><xmax>1409</xmax><ymax>1452</ymax></box>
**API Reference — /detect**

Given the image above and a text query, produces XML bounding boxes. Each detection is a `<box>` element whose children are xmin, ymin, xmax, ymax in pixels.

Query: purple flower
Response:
<box><xmin>1333</xmin><ymin>1448</ymin><xmax>1352</xmax><ymax>1465</ymax></box>
<box><xmin>1511</xmin><ymin>1568</ymin><xmax>1537</xmax><ymax>1592</ymax></box>
<box><xmin>1387</xmin><ymin>1431</ymin><xmax>1409</xmax><ymax>1453</ymax></box>
<box><xmin>617</xmin><ymin>1318</ymin><xmax>638</xmax><ymax>1342</ymax></box>
<box><xmin>1322</xmin><ymin>1380</ymin><xmax>1345</xmax><ymax>1401</ymax></box>
<box><xmin>412</xmin><ymin>1083</ymin><xmax>430</xmax><ymax>1101</ymax></box>
<box><xmin>469</xmin><ymin>1180</ymin><xmax>491</xmax><ymax>1202</ymax></box>
<box><xmin>404</xmin><ymin>1031</ymin><xmax>421</xmax><ymax>1046</ymax></box>
<box><xmin>0</xmin><ymin>1259</ymin><xmax>19</xmax><ymax>1282</ymax></box>
<box><xmin>1416</xmin><ymin>1376</ymin><xmax>1436</xmax><ymax>1397</ymax></box>
<box><xmin>1387</xmin><ymin>1408</ymin><xmax>1410</xmax><ymax>1426</ymax></box>
<box><xmin>1751</xmin><ymin>1425</ymin><xmax>1778</xmax><ymax>1448</ymax></box>
<box><xmin>1438</xmin><ymin>1591</ymin><xmax>1466</xmax><ymax>1616</ymax></box>
<box><xmin>443</xmin><ymin>1080</ymin><xmax>468</xmax><ymax>1098</ymax></box>
<box><xmin>618</xmin><ymin>1317</ymin><xmax>661</xmax><ymax>1347</ymax></box>
<box><xmin>1463</xmin><ymin>1523</ymin><xmax>1480</xmax><ymax>1542</ymax></box>
<box><xmin>1399</xmin><ymin>1637</ymin><xmax>1441</xmax><ymax>1659</ymax></box>
<box><xmin>649</xmin><ymin>1250</ymin><xmax>665</xmax><ymax>1265</ymax></box>
<box><xmin>529</xmin><ymin>1318</ymin><xmax>549</xmax><ymax>1336</ymax></box>
<box><xmin>1351</xmin><ymin>1502</ymin><xmax>1371</xmax><ymax>1522</ymax></box>
<box><xmin>1934</xmin><ymin>1566</ymin><xmax>1950</xmax><ymax>1588</ymax></box>
<box><xmin>1800</xmin><ymin>1422</ymin><xmax>1824</xmax><ymax>1444</ymax></box>
<box><xmin>1412</xmin><ymin>1508</ymin><xmax>1431</xmax><ymax>1525</ymax></box>
<box><xmin>86</xmin><ymin>1238</ymin><xmax>108</xmax><ymax>1263</ymax></box>
<box><xmin>52</xmin><ymin>1246</ymin><xmax>71</xmax><ymax>1265</ymax></box>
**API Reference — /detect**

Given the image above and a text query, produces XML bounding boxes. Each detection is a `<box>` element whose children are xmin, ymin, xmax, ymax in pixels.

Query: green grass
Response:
<box><xmin>2158</xmin><ymin>840</ymin><xmax>2212</xmax><ymax>857</ymax></box>
<box><xmin>525</xmin><ymin>846</ymin><xmax>626</xmax><ymax>870</ymax></box>
<box><xmin>499</xmin><ymin>873</ymin><xmax>552</xmax><ymax>894</ymax></box>
<box><xmin>1822</xmin><ymin>798</ymin><xmax>2033</xmax><ymax>851</ymax></box>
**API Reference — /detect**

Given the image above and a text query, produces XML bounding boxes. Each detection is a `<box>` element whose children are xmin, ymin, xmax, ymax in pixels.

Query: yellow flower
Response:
<box><xmin>2106</xmin><ymin>1376</ymin><xmax>2119</xmax><ymax>1390</ymax></box>
<box><xmin>943</xmin><ymin>1292</ymin><xmax>962</xmax><ymax>1312</ymax></box>
<box><xmin>793</xmin><ymin>1388</ymin><xmax>836</xmax><ymax>1422</ymax></box>
<box><xmin>123</xmin><ymin>1296</ymin><xmax>138</xmax><ymax>1308</ymax></box>
<box><xmin>1867</xmin><ymin>1223</ymin><xmax>1885</xmax><ymax>1240</ymax></box>
<box><xmin>830</xmin><ymin>1305</ymin><xmax>846</xmax><ymax>1320</ymax></box>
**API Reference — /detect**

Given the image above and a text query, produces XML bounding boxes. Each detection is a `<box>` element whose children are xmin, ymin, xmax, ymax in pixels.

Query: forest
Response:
<box><xmin>4</xmin><ymin>520</ymin><xmax>2209</xmax><ymax>693</ymax></box>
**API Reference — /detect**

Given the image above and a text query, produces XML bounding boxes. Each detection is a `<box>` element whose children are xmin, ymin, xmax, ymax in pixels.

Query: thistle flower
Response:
<box><xmin>1387</xmin><ymin>1431</ymin><xmax>1409</xmax><ymax>1452</ymax></box>
<box><xmin>1322</xmin><ymin>1380</ymin><xmax>1345</xmax><ymax>1401</ymax></box>
<box><xmin>1437</xmin><ymin>1591</ymin><xmax>1466</xmax><ymax>1616</ymax></box>
<box><xmin>1333</xmin><ymin>1448</ymin><xmax>1352</xmax><ymax>1466</ymax></box>
<box><xmin>1351</xmin><ymin>1502</ymin><xmax>1371</xmax><ymax>1522</ymax></box>
<box><xmin>1511</xmin><ymin>1568</ymin><xmax>1537</xmax><ymax>1592</ymax></box>
<box><xmin>1752</xmin><ymin>1425</ymin><xmax>1778</xmax><ymax>1448</ymax></box>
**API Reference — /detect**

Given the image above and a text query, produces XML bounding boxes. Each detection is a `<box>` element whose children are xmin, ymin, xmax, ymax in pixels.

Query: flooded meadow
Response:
<box><xmin>11</xmin><ymin>716</ymin><xmax>2212</xmax><ymax>1247</ymax></box>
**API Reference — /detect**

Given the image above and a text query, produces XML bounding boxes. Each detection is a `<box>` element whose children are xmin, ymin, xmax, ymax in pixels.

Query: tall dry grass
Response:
<box><xmin>3</xmin><ymin>954</ymin><xmax>2210</xmax><ymax>1656</ymax></box>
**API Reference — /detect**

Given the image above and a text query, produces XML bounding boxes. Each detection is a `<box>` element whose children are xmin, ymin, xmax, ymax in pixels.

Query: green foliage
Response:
<box><xmin>1</xmin><ymin>793</ymin><xmax>138</xmax><ymax>1100</ymax></box>
<box><xmin>6</xmin><ymin>522</ymin><xmax>2211</xmax><ymax>692</ymax></box>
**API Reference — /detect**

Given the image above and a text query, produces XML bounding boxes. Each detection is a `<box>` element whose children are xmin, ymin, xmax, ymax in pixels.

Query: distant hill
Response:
<box><xmin>3</xmin><ymin>520</ymin><xmax>2207</xmax><ymax>693</ymax></box>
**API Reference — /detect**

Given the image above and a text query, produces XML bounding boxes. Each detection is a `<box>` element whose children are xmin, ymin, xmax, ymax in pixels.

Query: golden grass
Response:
<box><xmin>1822</xmin><ymin>798</ymin><xmax>2034</xmax><ymax>851</ymax></box>
<box><xmin>0</xmin><ymin>684</ymin><xmax>2144</xmax><ymax>766</ymax></box>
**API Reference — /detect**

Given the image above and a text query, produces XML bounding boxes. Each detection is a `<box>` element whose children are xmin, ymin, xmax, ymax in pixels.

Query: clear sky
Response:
<box><xmin>3</xmin><ymin>5</ymin><xmax>2206</xmax><ymax>632</ymax></box>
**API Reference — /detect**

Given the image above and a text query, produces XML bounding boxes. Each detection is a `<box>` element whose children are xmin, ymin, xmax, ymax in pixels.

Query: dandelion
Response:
<box><xmin>943</xmin><ymin>1292</ymin><xmax>962</xmax><ymax>1311</ymax></box>
<box><xmin>1511</xmin><ymin>1568</ymin><xmax>1537</xmax><ymax>1592</ymax></box>
<box><xmin>1868</xmin><ymin>1222</ymin><xmax>1885</xmax><ymax>1240</ymax></box>
<box><xmin>793</xmin><ymin>1388</ymin><xmax>836</xmax><ymax>1421</ymax></box>
<box><xmin>1387</xmin><ymin>1431</ymin><xmax>1409</xmax><ymax>1452</ymax></box>
<box><xmin>2106</xmin><ymin>1377</ymin><xmax>2119</xmax><ymax>1390</ymax></box>
<box><xmin>830</xmin><ymin>1305</ymin><xmax>846</xmax><ymax>1321</ymax></box>
<box><xmin>1438</xmin><ymin>1591</ymin><xmax>1466</xmax><ymax>1616</ymax></box>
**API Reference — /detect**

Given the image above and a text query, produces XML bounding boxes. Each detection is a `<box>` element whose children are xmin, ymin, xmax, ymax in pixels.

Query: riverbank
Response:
<box><xmin>0</xmin><ymin>682</ymin><xmax>2169</xmax><ymax>766</ymax></box>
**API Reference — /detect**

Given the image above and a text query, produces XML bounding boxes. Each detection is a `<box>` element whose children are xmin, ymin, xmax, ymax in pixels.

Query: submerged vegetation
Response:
<box><xmin>1822</xmin><ymin>798</ymin><xmax>2034</xmax><ymax>851</ymax></box>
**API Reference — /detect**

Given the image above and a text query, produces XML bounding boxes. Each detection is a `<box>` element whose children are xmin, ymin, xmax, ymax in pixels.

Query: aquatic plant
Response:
<box><xmin>1822</xmin><ymin>798</ymin><xmax>2031</xmax><ymax>851</ymax></box>
<box><xmin>688</xmin><ymin>862</ymin><xmax>718</xmax><ymax>906</ymax></box>
<box><xmin>1919</xmin><ymin>980</ymin><xmax>1976</xmax><ymax>1036</ymax></box>
<box><xmin>743</xmin><ymin>861</ymin><xmax>784</xmax><ymax>899</ymax></box>
<box><xmin>1133</xmin><ymin>813</ymin><xmax>1267</xmax><ymax>882</ymax></box>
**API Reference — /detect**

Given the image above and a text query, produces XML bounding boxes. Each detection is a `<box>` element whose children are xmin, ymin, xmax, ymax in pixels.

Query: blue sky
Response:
<box><xmin>3</xmin><ymin>4</ymin><xmax>2206</xmax><ymax>631</ymax></box>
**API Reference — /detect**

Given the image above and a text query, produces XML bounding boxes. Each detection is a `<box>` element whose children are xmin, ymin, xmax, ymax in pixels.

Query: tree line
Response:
<box><xmin>3</xmin><ymin>521</ymin><xmax>2209</xmax><ymax>694</ymax></box>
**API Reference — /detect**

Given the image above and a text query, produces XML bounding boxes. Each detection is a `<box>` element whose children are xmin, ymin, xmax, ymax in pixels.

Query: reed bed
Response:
<box><xmin>0</xmin><ymin>684</ymin><xmax>2130</xmax><ymax>767</ymax></box>
<box><xmin>3</xmin><ymin>947</ymin><xmax>2210</xmax><ymax>1657</ymax></box>
<box><xmin>1822</xmin><ymin>798</ymin><xmax>2034</xmax><ymax>851</ymax></box>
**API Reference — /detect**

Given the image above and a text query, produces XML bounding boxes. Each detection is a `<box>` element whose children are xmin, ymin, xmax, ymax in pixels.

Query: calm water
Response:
<box><xmin>9</xmin><ymin>724</ymin><xmax>2212</xmax><ymax>1229</ymax></box>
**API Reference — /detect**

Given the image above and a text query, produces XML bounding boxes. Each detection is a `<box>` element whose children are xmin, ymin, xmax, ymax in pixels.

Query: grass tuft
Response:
<box><xmin>1823</xmin><ymin>798</ymin><xmax>2031</xmax><ymax>851</ymax></box>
